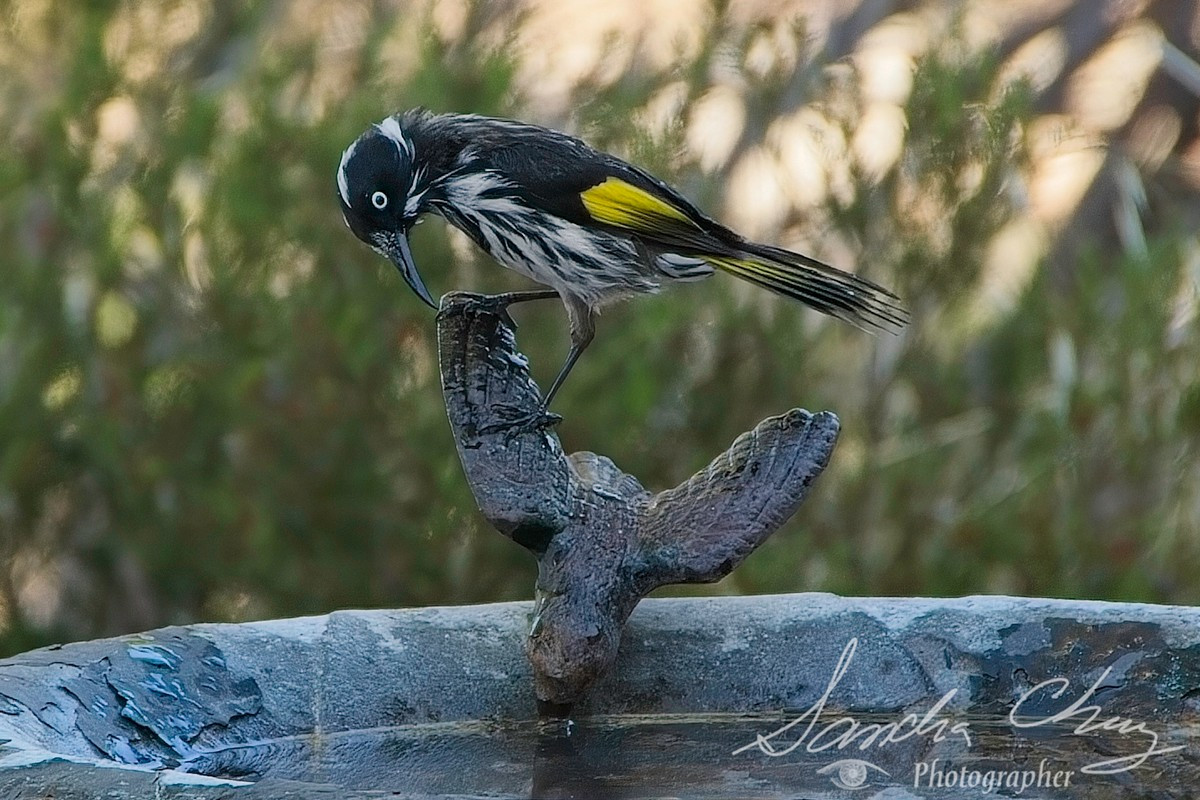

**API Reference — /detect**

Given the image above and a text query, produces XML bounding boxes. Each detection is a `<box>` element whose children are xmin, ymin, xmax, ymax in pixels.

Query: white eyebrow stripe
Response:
<box><xmin>337</xmin><ymin>140</ymin><xmax>357</xmax><ymax>206</ymax></box>
<box><xmin>375</xmin><ymin>116</ymin><xmax>413</xmax><ymax>158</ymax></box>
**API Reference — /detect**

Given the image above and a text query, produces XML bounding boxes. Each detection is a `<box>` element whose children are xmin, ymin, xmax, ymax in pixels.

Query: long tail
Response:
<box><xmin>705</xmin><ymin>243</ymin><xmax>908</xmax><ymax>333</ymax></box>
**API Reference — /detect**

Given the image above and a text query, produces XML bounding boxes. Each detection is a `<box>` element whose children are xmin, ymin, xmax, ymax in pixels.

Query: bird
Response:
<box><xmin>336</xmin><ymin>109</ymin><xmax>907</xmax><ymax>410</ymax></box>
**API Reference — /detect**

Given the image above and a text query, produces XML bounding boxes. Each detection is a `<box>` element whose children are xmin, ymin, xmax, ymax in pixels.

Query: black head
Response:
<box><xmin>337</xmin><ymin>116</ymin><xmax>435</xmax><ymax>307</ymax></box>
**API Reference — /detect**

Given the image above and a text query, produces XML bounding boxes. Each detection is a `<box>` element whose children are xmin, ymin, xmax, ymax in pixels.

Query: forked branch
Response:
<box><xmin>436</xmin><ymin>292</ymin><xmax>840</xmax><ymax>709</ymax></box>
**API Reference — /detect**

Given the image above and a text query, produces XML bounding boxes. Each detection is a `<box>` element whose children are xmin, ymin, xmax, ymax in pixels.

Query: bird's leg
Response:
<box><xmin>472</xmin><ymin>291</ymin><xmax>591</xmax><ymax>435</ymax></box>
<box><xmin>542</xmin><ymin>295</ymin><xmax>595</xmax><ymax>409</ymax></box>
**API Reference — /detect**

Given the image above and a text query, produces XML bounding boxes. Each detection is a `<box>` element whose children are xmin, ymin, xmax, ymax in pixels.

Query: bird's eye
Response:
<box><xmin>371</xmin><ymin>191</ymin><xmax>388</xmax><ymax>210</ymax></box>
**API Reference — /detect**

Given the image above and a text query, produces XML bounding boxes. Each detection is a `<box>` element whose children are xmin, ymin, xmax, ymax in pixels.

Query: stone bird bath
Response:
<box><xmin>1</xmin><ymin>294</ymin><xmax>1198</xmax><ymax>797</ymax></box>
<box><xmin>1</xmin><ymin>597</ymin><xmax>1198</xmax><ymax>798</ymax></box>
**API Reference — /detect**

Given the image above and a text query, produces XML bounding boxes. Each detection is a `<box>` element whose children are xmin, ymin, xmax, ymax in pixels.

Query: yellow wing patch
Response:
<box><xmin>580</xmin><ymin>177</ymin><xmax>697</xmax><ymax>230</ymax></box>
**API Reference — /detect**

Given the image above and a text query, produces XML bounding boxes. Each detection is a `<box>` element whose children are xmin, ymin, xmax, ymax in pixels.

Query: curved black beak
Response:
<box><xmin>382</xmin><ymin>233</ymin><xmax>436</xmax><ymax>309</ymax></box>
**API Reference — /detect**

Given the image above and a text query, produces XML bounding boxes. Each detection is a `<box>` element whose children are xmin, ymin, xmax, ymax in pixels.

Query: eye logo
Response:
<box><xmin>816</xmin><ymin>758</ymin><xmax>890</xmax><ymax>790</ymax></box>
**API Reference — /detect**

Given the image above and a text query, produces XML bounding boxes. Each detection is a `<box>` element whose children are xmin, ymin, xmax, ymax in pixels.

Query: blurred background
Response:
<box><xmin>2</xmin><ymin>0</ymin><xmax>1199</xmax><ymax>655</ymax></box>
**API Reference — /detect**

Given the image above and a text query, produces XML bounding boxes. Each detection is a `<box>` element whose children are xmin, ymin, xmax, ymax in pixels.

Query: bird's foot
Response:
<box><xmin>468</xmin><ymin>290</ymin><xmax>561</xmax><ymax>330</ymax></box>
<box><xmin>468</xmin><ymin>294</ymin><xmax>515</xmax><ymax>329</ymax></box>
<box><xmin>478</xmin><ymin>403</ymin><xmax>563</xmax><ymax>439</ymax></box>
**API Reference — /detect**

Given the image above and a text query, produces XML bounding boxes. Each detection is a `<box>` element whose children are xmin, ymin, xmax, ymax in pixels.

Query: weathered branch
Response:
<box><xmin>437</xmin><ymin>292</ymin><xmax>840</xmax><ymax>709</ymax></box>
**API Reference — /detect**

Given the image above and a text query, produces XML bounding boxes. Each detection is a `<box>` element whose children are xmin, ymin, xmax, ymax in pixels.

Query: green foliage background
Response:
<box><xmin>2</xmin><ymin>1</ymin><xmax>1198</xmax><ymax>654</ymax></box>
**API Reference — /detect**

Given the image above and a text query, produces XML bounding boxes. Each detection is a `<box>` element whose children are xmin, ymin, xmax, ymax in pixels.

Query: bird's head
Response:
<box><xmin>336</xmin><ymin>116</ymin><xmax>435</xmax><ymax>308</ymax></box>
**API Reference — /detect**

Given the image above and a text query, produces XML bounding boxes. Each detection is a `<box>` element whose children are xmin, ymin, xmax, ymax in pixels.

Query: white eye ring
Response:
<box><xmin>370</xmin><ymin>191</ymin><xmax>388</xmax><ymax>209</ymax></box>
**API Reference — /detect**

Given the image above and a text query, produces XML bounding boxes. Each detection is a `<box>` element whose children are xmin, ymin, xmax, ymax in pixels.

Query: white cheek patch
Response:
<box><xmin>404</xmin><ymin>193</ymin><xmax>422</xmax><ymax>216</ymax></box>
<box><xmin>405</xmin><ymin>165</ymin><xmax>428</xmax><ymax>217</ymax></box>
